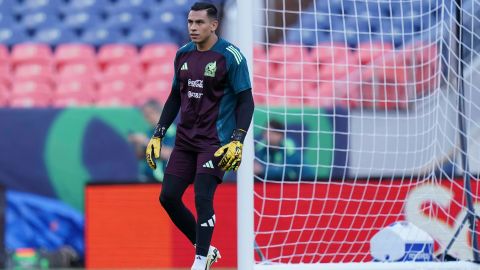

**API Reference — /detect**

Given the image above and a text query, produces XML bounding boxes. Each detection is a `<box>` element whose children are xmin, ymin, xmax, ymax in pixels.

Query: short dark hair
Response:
<box><xmin>190</xmin><ymin>2</ymin><xmax>218</xmax><ymax>20</ymax></box>
<box><xmin>268</xmin><ymin>120</ymin><xmax>285</xmax><ymax>132</ymax></box>
<box><xmin>142</xmin><ymin>99</ymin><xmax>163</xmax><ymax>112</ymax></box>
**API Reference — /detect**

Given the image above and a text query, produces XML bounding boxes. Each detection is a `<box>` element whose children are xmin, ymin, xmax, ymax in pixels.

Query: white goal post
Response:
<box><xmin>236</xmin><ymin>0</ymin><xmax>480</xmax><ymax>269</ymax></box>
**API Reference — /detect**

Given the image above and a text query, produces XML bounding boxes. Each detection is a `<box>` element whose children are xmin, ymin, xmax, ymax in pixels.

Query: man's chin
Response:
<box><xmin>191</xmin><ymin>36</ymin><xmax>206</xmax><ymax>43</ymax></box>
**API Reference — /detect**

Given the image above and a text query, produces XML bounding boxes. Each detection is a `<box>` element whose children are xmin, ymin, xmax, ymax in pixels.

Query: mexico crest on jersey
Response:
<box><xmin>204</xmin><ymin>61</ymin><xmax>217</xmax><ymax>77</ymax></box>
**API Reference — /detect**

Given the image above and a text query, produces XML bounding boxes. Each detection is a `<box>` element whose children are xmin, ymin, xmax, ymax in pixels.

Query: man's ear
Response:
<box><xmin>211</xmin><ymin>19</ymin><xmax>219</xmax><ymax>32</ymax></box>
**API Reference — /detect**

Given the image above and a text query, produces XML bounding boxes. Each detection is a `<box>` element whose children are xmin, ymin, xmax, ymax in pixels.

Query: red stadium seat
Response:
<box><xmin>95</xmin><ymin>96</ymin><xmax>135</xmax><ymax>106</ymax></box>
<box><xmin>11</xmin><ymin>81</ymin><xmax>52</xmax><ymax>95</ymax></box>
<box><xmin>353</xmin><ymin>42</ymin><xmax>393</xmax><ymax>65</ymax></box>
<box><xmin>57</xmin><ymin>63</ymin><xmax>99</xmax><ymax>84</ymax></box>
<box><xmin>269</xmin><ymin>44</ymin><xmax>309</xmax><ymax>62</ymax></box>
<box><xmin>253</xmin><ymin>45</ymin><xmax>266</xmax><ymax>60</ymax></box>
<box><xmin>98</xmin><ymin>44</ymin><xmax>138</xmax><ymax>69</ymax></box>
<box><xmin>56</xmin><ymin>80</ymin><xmax>95</xmax><ymax>96</ymax></box>
<box><xmin>270</xmin><ymin>79</ymin><xmax>315</xmax><ymax>106</ymax></box>
<box><xmin>101</xmin><ymin>63</ymin><xmax>142</xmax><ymax>85</ymax></box>
<box><xmin>0</xmin><ymin>45</ymin><xmax>9</xmax><ymax>64</ymax></box>
<box><xmin>376</xmin><ymin>83</ymin><xmax>408</xmax><ymax>110</ymax></box>
<box><xmin>13</xmin><ymin>64</ymin><xmax>53</xmax><ymax>85</ymax></box>
<box><xmin>372</xmin><ymin>51</ymin><xmax>412</xmax><ymax>84</ymax></box>
<box><xmin>98</xmin><ymin>79</ymin><xmax>135</xmax><ymax>94</ymax></box>
<box><xmin>253</xmin><ymin>77</ymin><xmax>267</xmax><ymax>105</ymax></box>
<box><xmin>306</xmin><ymin>82</ymin><xmax>336</xmax><ymax>108</ymax></box>
<box><xmin>253</xmin><ymin>58</ymin><xmax>268</xmax><ymax>77</ymax></box>
<box><xmin>310</xmin><ymin>43</ymin><xmax>350</xmax><ymax>64</ymax></box>
<box><xmin>0</xmin><ymin>44</ymin><xmax>10</xmax><ymax>85</ymax></box>
<box><xmin>53</xmin><ymin>81</ymin><xmax>95</xmax><ymax>107</ymax></box>
<box><xmin>55</xmin><ymin>44</ymin><xmax>96</xmax><ymax>69</ymax></box>
<box><xmin>0</xmin><ymin>64</ymin><xmax>11</xmax><ymax>87</ymax></box>
<box><xmin>135</xmin><ymin>80</ymin><xmax>171</xmax><ymax>105</ymax></box>
<box><xmin>145</xmin><ymin>63</ymin><xmax>174</xmax><ymax>81</ymax></box>
<box><xmin>10</xmin><ymin>95</ymin><xmax>51</xmax><ymax>107</ymax></box>
<box><xmin>10</xmin><ymin>81</ymin><xmax>52</xmax><ymax>107</ymax></box>
<box><xmin>272</xmin><ymin>62</ymin><xmax>318</xmax><ymax>81</ymax></box>
<box><xmin>0</xmin><ymin>84</ymin><xmax>9</xmax><ymax>106</ymax></box>
<box><xmin>11</xmin><ymin>43</ymin><xmax>53</xmax><ymax>67</ymax></box>
<box><xmin>52</xmin><ymin>97</ymin><xmax>92</xmax><ymax>107</ymax></box>
<box><xmin>97</xmin><ymin>79</ymin><xmax>136</xmax><ymax>106</ymax></box>
<box><xmin>318</xmin><ymin>58</ymin><xmax>358</xmax><ymax>83</ymax></box>
<box><xmin>312</xmin><ymin>43</ymin><xmax>359</xmax><ymax>84</ymax></box>
<box><xmin>404</xmin><ymin>43</ymin><xmax>440</xmax><ymax>94</ymax></box>
<box><xmin>140</xmin><ymin>43</ymin><xmax>178</xmax><ymax>68</ymax></box>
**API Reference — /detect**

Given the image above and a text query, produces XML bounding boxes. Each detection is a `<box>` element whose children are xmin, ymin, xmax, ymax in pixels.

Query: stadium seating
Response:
<box><xmin>53</xmin><ymin>80</ymin><xmax>94</xmax><ymax>107</ymax></box>
<box><xmin>13</xmin><ymin>64</ymin><xmax>53</xmax><ymax>85</ymax></box>
<box><xmin>11</xmin><ymin>43</ymin><xmax>52</xmax><ymax>67</ymax></box>
<box><xmin>98</xmin><ymin>44</ymin><xmax>137</xmax><ymax>67</ymax></box>
<box><xmin>10</xmin><ymin>81</ymin><xmax>52</xmax><ymax>107</ymax></box>
<box><xmin>140</xmin><ymin>43</ymin><xmax>177</xmax><ymax>67</ymax></box>
<box><xmin>0</xmin><ymin>0</ymin><xmax>449</xmax><ymax>110</ymax></box>
<box><xmin>55</xmin><ymin>43</ymin><xmax>95</xmax><ymax>67</ymax></box>
<box><xmin>136</xmin><ymin>79</ymin><xmax>171</xmax><ymax>106</ymax></box>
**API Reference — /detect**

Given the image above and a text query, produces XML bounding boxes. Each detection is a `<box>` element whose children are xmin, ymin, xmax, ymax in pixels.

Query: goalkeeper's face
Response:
<box><xmin>188</xmin><ymin>10</ymin><xmax>218</xmax><ymax>44</ymax></box>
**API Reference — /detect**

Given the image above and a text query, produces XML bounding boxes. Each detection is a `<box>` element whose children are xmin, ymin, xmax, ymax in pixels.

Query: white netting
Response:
<box><xmin>251</xmin><ymin>0</ymin><xmax>480</xmax><ymax>265</ymax></box>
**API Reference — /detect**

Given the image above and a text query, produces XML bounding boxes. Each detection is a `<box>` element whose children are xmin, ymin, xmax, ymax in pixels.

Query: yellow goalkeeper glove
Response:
<box><xmin>214</xmin><ymin>129</ymin><xmax>246</xmax><ymax>171</ymax></box>
<box><xmin>145</xmin><ymin>125</ymin><xmax>166</xmax><ymax>170</ymax></box>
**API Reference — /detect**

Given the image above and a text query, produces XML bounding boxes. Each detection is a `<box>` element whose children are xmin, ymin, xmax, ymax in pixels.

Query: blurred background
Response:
<box><xmin>0</xmin><ymin>0</ymin><xmax>478</xmax><ymax>268</ymax></box>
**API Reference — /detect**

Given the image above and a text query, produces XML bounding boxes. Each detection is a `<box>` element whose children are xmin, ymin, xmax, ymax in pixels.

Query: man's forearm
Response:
<box><xmin>155</xmin><ymin>89</ymin><xmax>181</xmax><ymax>136</ymax></box>
<box><xmin>235</xmin><ymin>89</ymin><xmax>255</xmax><ymax>132</ymax></box>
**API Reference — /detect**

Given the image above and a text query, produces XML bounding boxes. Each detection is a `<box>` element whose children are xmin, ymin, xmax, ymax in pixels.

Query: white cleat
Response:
<box><xmin>206</xmin><ymin>246</ymin><xmax>221</xmax><ymax>269</ymax></box>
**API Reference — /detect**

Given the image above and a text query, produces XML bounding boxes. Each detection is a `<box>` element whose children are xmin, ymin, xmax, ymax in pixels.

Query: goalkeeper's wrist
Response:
<box><xmin>153</xmin><ymin>125</ymin><xmax>167</xmax><ymax>138</ymax></box>
<box><xmin>231</xmin><ymin>129</ymin><xmax>247</xmax><ymax>143</ymax></box>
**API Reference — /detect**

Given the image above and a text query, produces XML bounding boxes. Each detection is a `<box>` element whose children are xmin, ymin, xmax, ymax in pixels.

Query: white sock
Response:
<box><xmin>191</xmin><ymin>255</ymin><xmax>207</xmax><ymax>270</ymax></box>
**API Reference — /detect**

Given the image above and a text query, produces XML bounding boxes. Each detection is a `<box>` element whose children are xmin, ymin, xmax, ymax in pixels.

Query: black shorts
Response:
<box><xmin>164</xmin><ymin>147</ymin><xmax>225</xmax><ymax>183</ymax></box>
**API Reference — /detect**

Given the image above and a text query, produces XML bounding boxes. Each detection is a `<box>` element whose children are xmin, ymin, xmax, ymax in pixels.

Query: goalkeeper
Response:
<box><xmin>145</xmin><ymin>2</ymin><xmax>254</xmax><ymax>270</ymax></box>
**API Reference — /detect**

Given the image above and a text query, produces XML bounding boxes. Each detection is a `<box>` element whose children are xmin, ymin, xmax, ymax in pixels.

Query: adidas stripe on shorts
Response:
<box><xmin>165</xmin><ymin>147</ymin><xmax>225</xmax><ymax>183</ymax></box>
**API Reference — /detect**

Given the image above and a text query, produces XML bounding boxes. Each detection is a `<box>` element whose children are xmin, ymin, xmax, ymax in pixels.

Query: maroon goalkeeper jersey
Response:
<box><xmin>170</xmin><ymin>38</ymin><xmax>251</xmax><ymax>152</ymax></box>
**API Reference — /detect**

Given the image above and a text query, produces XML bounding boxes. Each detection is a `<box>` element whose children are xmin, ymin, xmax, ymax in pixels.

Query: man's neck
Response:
<box><xmin>196</xmin><ymin>34</ymin><xmax>218</xmax><ymax>51</ymax></box>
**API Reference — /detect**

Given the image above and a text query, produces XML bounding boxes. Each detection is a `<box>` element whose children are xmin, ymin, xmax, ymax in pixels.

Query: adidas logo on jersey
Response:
<box><xmin>203</xmin><ymin>160</ymin><xmax>214</xmax><ymax>169</ymax></box>
<box><xmin>181</xmin><ymin>62</ymin><xmax>188</xmax><ymax>70</ymax></box>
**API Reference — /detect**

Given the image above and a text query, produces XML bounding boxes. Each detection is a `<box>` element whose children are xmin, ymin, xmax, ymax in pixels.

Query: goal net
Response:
<box><xmin>243</xmin><ymin>0</ymin><xmax>480</xmax><ymax>268</ymax></box>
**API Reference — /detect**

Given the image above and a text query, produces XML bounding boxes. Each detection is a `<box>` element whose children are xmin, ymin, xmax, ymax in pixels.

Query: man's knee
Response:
<box><xmin>159</xmin><ymin>189</ymin><xmax>181</xmax><ymax>209</ymax></box>
<box><xmin>195</xmin><ymin>194</ymin><xmax>214</xmax><ymax>221</ymax></box>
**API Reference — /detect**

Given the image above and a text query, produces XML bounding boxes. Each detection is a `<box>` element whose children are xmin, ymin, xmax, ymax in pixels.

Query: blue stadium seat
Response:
<box><xmin>62</xmin><ymin>11</ymin><xmax>103</xmax><ymax>32</ymax></box>
<box><xmin>157</xmin><ymin>0</ymin><xmax>196</xmax><ymax>14</ymax></box>
<box><xmin>343</xmin><ymin>18</ymin><xmax>370</xmax><ymax>47</ymax></box>
<box><xmin>417</xmin><ymin>14</ymin><xmax>439</xmax><ymax>30</ymax></box>
<box><xmin>392</xmin><ymin>1</ymin><xmax>422</xmax><ymax>18</ymax></box>
<box><xmin>316</xmin><ymin>0</ymin><xmax>342</xmax><ymax>14</ymax></box>
<box><xmin>105</xmin><ymin>11</ymin><xmax>143</xmax><ymax>31</ymax></box>
<box><xmin>285</xmin><ymin>28</ymin><xmax>321</xmax><ymax>46</ymax></box>
<box><xmin>14</xmin><ymin>0</ymin><xmax>64</xmax><ymax>14</ymax></box>
<box><xmin>60</xmin><ymin>0</ymin><xmax>106</xmax><ymax>14</ymax></box>
<box><xmin>315</xmin><ymin>13</ymin><xmax>331</xmax><ymax>30</ymax></box>
<box><xmin>0</xmin><ymin>26</ymin><xmax>28</xmax><ymax>46</ymax></box>
<box><xmin>81</xmin><ymin>27</ymin><xmax>124</xmax><ymax>46</ymax></box>
<box><xmin>298</xmin><ymin>12</ymin><xmax>316</xmax><ymax>30</ymax></box>
<box><xmin>343</xmin><ymin>0</ymin><xmax>366</xmax><ymax>16</ymax></box>
<box><xmin>126</xmin><ymin>24</ymin><xmax>177</xmax><ymax>46</ymax></box>
<box><xmin>422</xmin><ymin>0</ymin><xmax>442</xmax><ymax>12</ymax></box>
<box><xmin>148</xmin><ymin>8</ymin><xmax>188</xmax><ymax>44</ymax></box>
<box><xmin>33</xmin><ymin>26</ymin><xmax>77</xmax><ymax>46</ymax></box>
<box><xmin>19</xmin><ymin>10</ymin><xmax>61</xmax><ymax>30</ymax></box>
<box><xmin>329</xmin><ymin>15</ymin><xmax>345</xmax><ymax>31</ymax></box>
<box><xmin>0</xmin><ymin>13</ymin><xmax>15</xmax><ymax>26</ymax></box>
<box><xmin>0</xmin><ymin>0</ymin><xmax>17</xmax><ymax>12</ymax></box>
<box><xmin>105</xmin><ymin>0</ymin><xmax>158</xmax><ymax>18</ymax></box>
